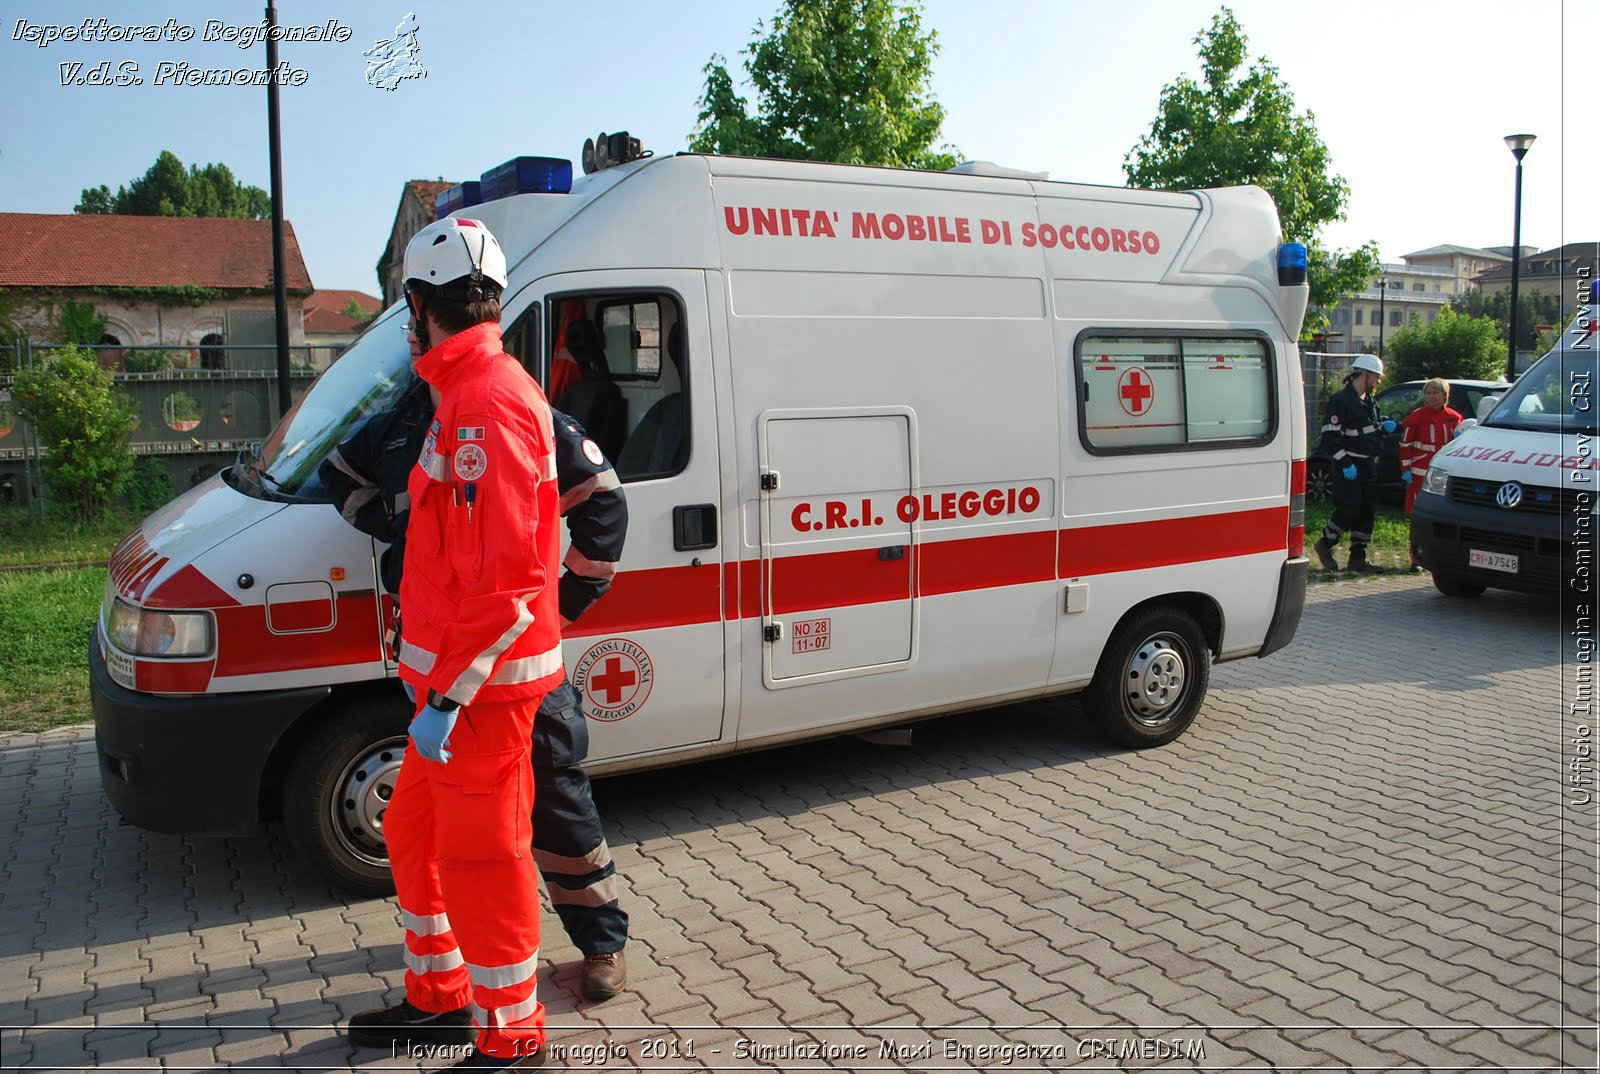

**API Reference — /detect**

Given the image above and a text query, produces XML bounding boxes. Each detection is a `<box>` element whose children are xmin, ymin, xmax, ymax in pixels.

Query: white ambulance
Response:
<box><xmin>91</xmin><ymin>140</ymin><xmax>1312</xmax><ymax>892</ymax></box>
<box><xmin>1412</xmin><ymin>283</ymin><xmax>1597</xmax><ymax>596</ymax></box>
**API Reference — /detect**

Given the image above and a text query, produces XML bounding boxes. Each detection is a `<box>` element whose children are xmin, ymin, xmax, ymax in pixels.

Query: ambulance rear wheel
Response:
<box><xmin>1087</xmin><ymin>608</ymin><xmax>1210</xmax><ymax>748</ymax></box>
<box><xmin>282</xmin><ymin>697</ymin><xmax>408</xmax><ymax>896</ymax></box>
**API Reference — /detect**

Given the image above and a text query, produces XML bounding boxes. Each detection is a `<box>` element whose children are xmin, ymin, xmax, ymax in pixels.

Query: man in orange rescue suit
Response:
<box><xmin>347</xmin><ymin>216</ymin><xmax>559</xmax><ymax>1071</ymax></box>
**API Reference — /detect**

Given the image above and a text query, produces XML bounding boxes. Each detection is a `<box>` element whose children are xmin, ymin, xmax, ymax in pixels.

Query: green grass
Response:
<box><xmin>0</xmin><ymin>567</ymin><xmax>103</xmax><ymax>732</ymax></box>
<box><xmin>0</xmin><ymin>507</ymin><xmax>142</xmax><ymax>568</ymax></box>
<box><xmin>1305</xmin><ymin>500</ymin><xmax>1414</xmax><ymax>579</ymax></box>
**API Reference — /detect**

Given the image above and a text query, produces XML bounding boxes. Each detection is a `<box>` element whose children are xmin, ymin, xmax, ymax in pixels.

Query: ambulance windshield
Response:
<box><xmin>1482</xmin><ymin>340</ymin><xmax>1598</xmax><ymax>435</ymax></box>
<box><xmin>251</xmin><ymin>307</ymin><xmax>414</xmax><ymax>499</ymax></box>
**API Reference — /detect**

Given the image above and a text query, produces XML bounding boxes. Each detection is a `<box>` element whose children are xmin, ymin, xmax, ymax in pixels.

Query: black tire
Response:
<box><xmin>1307</xmin><ymin>460</ymin><xmax>1333</xmax><ymax>504</ymax></box>
<box><xmin>1432</xmin><ymin>571</ymin><xmax>1486</xmax><ymax>598</ymax></box>
<box><xmin>1086</xmin><ymin>608</ymin><xmax>1211</xmax><ymax>749</ymax></box>
<box><xmin>282</xmin><ymin>695</ymin><xmax>409</xmax><ymax>896</ymax></box>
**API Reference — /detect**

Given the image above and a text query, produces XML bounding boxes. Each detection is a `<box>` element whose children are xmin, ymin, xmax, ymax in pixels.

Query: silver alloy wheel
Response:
<box><xmin>330</xmin><ymin>735</ymin><xmax>406</xmax><ymax>867</ymax></box>
<box><xmin>1124</xmin><ymin>634</ymin><xmax>1189</xmax><ymax>726</ymax></box>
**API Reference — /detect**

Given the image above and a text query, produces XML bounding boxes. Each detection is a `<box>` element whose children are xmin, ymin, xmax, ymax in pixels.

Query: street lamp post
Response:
<box><xmin>1377</xmin><ymin>278</ymin><xmax>1388</xmax><ymax>357</ymax></box>
<box><xmin>1505</xmin><ymin>133</ymin><xmax>1536</xmax><ymax>380</ymax></box>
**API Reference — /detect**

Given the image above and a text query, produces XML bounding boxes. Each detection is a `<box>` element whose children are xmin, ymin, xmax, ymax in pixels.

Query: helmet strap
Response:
<box><xmin>407</xmin><ymin>286</ymin><xmax>432</xmax><ymax>352</ymax></box>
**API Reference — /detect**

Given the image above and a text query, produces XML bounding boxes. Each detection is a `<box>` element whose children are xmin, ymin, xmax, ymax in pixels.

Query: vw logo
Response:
<box><xmin>1496</xmin><ymin>482</ymin><xmax>1524</xmax><ymax>509</ymax></box>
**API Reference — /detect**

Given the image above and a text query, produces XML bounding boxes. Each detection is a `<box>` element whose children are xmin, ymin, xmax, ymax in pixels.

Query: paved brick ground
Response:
<box><xmin>0</xmin><ymin>573</ymin><xmax>1595</xmax><ymax>1071</ymax></box>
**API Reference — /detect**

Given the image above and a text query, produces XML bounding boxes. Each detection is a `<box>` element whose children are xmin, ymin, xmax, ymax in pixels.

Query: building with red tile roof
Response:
<box><xmin>0</xmin><ymin>212</ymin><xmax>315</xmax><ymax>366</ymax></box>
<box><xmin>303</xmin><ymin>288</ymin><xmax>382</xmax><ymax>367</ymax></box>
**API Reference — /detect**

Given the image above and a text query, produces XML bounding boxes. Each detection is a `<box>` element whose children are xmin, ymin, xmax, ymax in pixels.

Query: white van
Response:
<box><xmin>1412</xmin><ymin>285</ymin><xmax>1596</xmax><ymax>597</ymax></box>
<box><xmin>91</xmin><ymin>142</ymin><xmax>1312</xmax><ymax>891</ymax></box>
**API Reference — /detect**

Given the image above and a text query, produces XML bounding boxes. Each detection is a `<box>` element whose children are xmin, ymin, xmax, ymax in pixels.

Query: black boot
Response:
<box><xmin>347</xmin><ymin>999</ymin><xmax>473</xmax><ymax>1050</ymax></box>
<box><xmin>432</xmin><ymin>1045</ymin><xmax>549</xmax><ymax>1071</ymax></box>
<box><xmin>1313</xmin><ymin>537</ymin><xmax>1338</xmax><ymax>571</ymax></box>
<box><xmin>1347</xmin><ymin>548</ymin><xmax>1386</xmax><ymax>575</ymax></box>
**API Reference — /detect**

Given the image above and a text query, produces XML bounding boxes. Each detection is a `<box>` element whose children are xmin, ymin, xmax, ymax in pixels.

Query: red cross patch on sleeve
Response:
<box><xmin>454</xmin><ymin>444</ymin><xmax>488</xmax><ymax>481</ymax></box>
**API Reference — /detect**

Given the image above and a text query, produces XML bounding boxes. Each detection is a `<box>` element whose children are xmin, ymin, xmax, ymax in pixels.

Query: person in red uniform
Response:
<box><xmin>1398</xmin><ymin>377</ymin><xmax>1463</xmax><ymax>571</ymax></box>
<box><xmin>347</xmin><ymin>216</ymin><xmax>558</xmax><ymax>1072</ymax></box>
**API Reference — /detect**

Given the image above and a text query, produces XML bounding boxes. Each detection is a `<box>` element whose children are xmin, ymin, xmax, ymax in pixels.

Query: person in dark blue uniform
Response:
<box><xmin>1313</xmin><ymin>353</ymin><xmax>1396</xmax><ymax>574</ymax></box>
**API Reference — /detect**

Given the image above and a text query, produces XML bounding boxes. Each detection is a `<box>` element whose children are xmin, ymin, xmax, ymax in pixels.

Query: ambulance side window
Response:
<box><xmin>502</xmin><ymin>304</ymin><xmax>541</xmax><ymax>381</ymax></box>
<box><xmin>548</xmin><ymin>292</ymin><xmax>689</xmax><ymax>483</ymax></box>
<box><xmin>1077</xmin><ymin>333</ymin><xmax>1274</xmax><ymax>453</ymax></box>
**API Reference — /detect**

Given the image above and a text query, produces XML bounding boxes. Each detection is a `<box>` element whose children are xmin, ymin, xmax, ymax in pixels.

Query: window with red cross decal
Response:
<box><xmin>1079</xmin><ymin>334</ymin><xmax>1272</xmax><ymax>451</ymax></box>
<box><xmin>1081</xmin><ymin>337</ymin><xmax>1184</xmax><ymax>448</ymax></box>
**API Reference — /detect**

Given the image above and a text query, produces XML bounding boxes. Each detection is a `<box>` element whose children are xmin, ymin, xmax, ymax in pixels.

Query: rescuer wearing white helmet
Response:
<box><xmin>1313</xmin><ymin>353</ymin><xmax>1398</xmax><ymax>574</ymax></box>
<box><xmin>347</xmin><ymin>216</ymin><xmax>558</xmax><ymax>1071</ymax></box>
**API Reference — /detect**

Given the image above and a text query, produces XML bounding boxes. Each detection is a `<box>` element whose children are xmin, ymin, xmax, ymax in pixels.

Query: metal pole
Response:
<box><xmin>265</xmin><ymin>0</ymin><xmax>292</xmax><ymax>417</ymax></box>
<box><xmin>1378</xmin><ymin>279</ymin><xmax>1386</xmax><ymax>356</ymax></box>
<box><xmin>1507</xmin><ymin>158</ymin><xmax>1524</xmax><ymax>380</ymax></box>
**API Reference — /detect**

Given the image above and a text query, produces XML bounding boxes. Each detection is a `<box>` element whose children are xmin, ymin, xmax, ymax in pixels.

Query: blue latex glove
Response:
<box><xmin>408</xmin><ymin>704</ymin><xmax>457</xmax><ymax>764</ymax></box>
<box><xmin>1342</xmin><ymin>463</ymin><xmax>1358</xmax><ymax>481</ymax></box>
<box><xmin>1381</xmin><ymin>419</ymin><xmax>1398</xmax><ymax>434</ymax></box>
<box><xmin>1402</xmin><ymin>471</ymin><xmax>1413</xmax><ymax>485</ymax></box>
<box><xmin>401</xmin><ymin>680</ymin><xmax>417</xmax><ymax>704</ymax></box>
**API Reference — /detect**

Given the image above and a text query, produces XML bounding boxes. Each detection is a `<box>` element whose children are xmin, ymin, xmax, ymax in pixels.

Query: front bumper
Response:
<box><xmin>1411</xmin><ymin>489</ymin><xmax>1580</xmax><ymax>593</ymax></box>
<box><xmin>89</xmin><ymin>632</ymin><xmax>331</xmax><ymax>836</ymax></box>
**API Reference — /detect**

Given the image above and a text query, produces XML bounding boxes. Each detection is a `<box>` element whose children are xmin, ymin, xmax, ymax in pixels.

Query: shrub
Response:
<box><xmin>11</xmin><ymin>345</ymin><xmax>136</xmax><ymax>518</ymax></box>
<box><xmin>1382</xmin><ymin>308</ymin><xmax>1506</xmax><ymax>385</ymax></box>
<box><xmin>124</xmin><ymin>456</ymin><xmax>174</xmax><ymax>514</ymax></box>
<box><xmin>122</xmin><ymin>349</ymin><xmax>174</xmax><ymax>373</ymax></box>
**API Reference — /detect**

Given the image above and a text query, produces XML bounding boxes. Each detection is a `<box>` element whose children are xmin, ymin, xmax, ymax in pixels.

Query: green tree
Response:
<box><xmin>1451</xmin><ymin>286</ymin><xmax>1566</xmax><ymax>353</ymax></box>
<box><xmin>75</xmin><ymin>150</ymin><xmax>269</xmax><ymax>219</ymax></box>
<box><xmin>1380</xmin><ymin>308</ymin><xmax>1506</xmax><ymax>385</ymax></box>
<box><xmin>1123</xmin><ymin>7</ymin><xmax>1377</xmax><ymax>338</ymax></box>
<box><xmin>340</xmin><ymin>298</ymin><xmax>373</xmax><ymax>324</ymax></box>
<box><xmin>689</xmin><ymin>0</ymin><xmax>958</xmax><ymax>170</ymax></box>
<box><xmin>11</xmin><ymin>346</ymin><xmax>137</xmax><ymax>518</ymax></box>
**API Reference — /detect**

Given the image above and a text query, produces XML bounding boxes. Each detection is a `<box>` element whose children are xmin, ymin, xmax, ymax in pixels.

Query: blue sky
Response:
<box><xmin>1</xmin><ymin>0</ymin><xmax>1593</xmax><ymax>295</ymax></box>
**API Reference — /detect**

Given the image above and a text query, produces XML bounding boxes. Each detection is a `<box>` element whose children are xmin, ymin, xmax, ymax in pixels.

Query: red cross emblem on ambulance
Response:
<box><xmin>1118</xmin><ymin>367</ymin><xmax>1154</xmax><ymax>417</ymax></box>
<box><xmin>574</xmin><ymin>638</ymin><xmax>655</xmax><ymax>721</ymax></box>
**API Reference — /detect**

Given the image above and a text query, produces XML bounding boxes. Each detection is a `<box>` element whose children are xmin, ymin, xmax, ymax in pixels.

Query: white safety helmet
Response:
<box><xmin>403</xmin><ymin>217</ymin><xmax>508</xmax><ymax>295</ymax></box>
<box><xmin>1350</xmin><ymin>353</ymin><xmax>1384</xmax><ymax>376</ymax></box>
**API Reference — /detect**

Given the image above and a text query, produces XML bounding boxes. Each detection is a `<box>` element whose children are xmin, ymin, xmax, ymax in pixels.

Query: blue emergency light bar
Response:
<box><xmin>434</xmin><ymin>181</ymin><xmax>482</xmax><ymax>220</ymax></box>
<box><xmin>480</xmin><ymin>156</ymin><xmax>573</xmax><ymax>200</ymax></box>
<box><xmin>1278</xmin><ymin>243</ymin><xmax>1308</xmax><ymax>286</ymax></box>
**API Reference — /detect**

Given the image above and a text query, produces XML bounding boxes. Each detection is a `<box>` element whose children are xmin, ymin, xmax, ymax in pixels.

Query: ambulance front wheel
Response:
<box><xmin>1086</xmin><ymin>608</ymin><xmax>1210</xmax><ymax>748</ymax></box>
<box><xmin>282</xmin><ymin>696</ymin><xmax>408</xmax><ymax>896</ymax></box>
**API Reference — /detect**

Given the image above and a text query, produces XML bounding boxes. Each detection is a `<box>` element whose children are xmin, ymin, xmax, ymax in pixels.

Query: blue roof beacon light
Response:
<box><xmin>479</xmin><ymin>156</ymin><xmax>574</xmax><ymax>201</ymax></box>
<box><xmin>434</xmin><ymin>181</ymin><xmax>482</xmax><ymax>220</ymax></box>
<box><xmin>1278</xmin><ymin>242</ymin><xmax>1308</xmax><ymax>286</ymax></box>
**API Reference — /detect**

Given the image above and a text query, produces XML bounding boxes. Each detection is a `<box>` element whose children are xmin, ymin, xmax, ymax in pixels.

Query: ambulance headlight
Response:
<box><xmin>1423</xmin><ymin>467</ymin><xmax>1450</xmax><ymax>497</ymax></box>
<box><xmin>106</xmin><ymin>600</ymin><xmax>213</xmax><ymax>658</ymax></box>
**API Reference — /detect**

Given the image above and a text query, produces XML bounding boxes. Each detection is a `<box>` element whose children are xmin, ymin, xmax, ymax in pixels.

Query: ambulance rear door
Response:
<box><xmin>503</xmin><ymin>271</ymin><xmax>726</xmax><ymax>761</ymax></box>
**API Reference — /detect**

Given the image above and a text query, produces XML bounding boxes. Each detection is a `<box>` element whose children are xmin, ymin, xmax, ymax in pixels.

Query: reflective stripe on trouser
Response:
<box><xmin>398</xmin><ymin>905</ymin><xmax>470</xmax><ymax>1006</ymax></box>
<box><xmin>532</xmin><ymin>679</ymin><xmax>629</xmax><ymax>955</ymax></box>
<box><xmin>385</xmin><ymin>694</ymin><xmax>547</xmax><ymax>1058</ymax></box>
<box><xmin>1328</xmin><ymin>459</ymin><xmax>1377</xmax><ymax>552</ymax></box>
